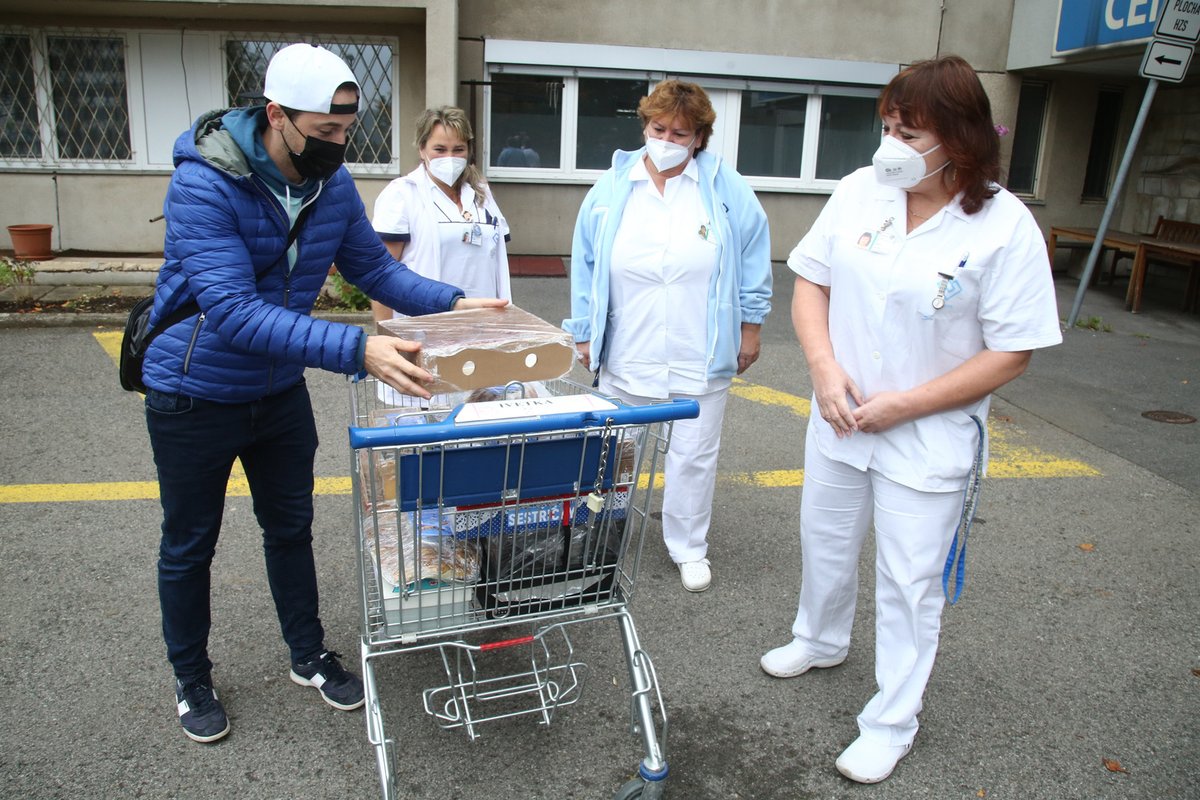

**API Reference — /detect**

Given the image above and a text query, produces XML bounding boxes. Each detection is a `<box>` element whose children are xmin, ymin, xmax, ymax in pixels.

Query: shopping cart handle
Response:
<box><xmin>349</xmin><ymin>397</ymin><xmax>699</xmax><ymax>449</ymax></box>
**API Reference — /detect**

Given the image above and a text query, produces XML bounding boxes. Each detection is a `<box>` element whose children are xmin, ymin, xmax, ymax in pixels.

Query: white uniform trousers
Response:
<box><xmin>597</xmin><ymin>380</ymin><xmax>729</xmax><ymax>564</ymax></box>
<box><xmin>791</xmin><ymin>423</ymin><xmax>962</xmax><ymax>746</ymax></box>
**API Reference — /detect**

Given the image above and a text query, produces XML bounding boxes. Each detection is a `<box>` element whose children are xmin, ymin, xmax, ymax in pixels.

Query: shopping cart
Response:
<box><xmin>348</xmin><ymin>376</ymin><xmax>699</xmax><ymax>800</ymax></box>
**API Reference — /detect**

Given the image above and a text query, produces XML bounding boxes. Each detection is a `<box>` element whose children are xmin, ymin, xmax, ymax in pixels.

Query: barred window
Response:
<box><xmin>48</xmin><ymin>34</ymin><xmax>131</xmax><ymax>160</ymax></box>
<box><xmin>0</xmin><ymin>27</ymin><xmax>397</xmax><ymax>172</ymax></box>
<box><xmin>225</xmin><ymin>38</ymin><xmax>394</xmax><ymax>166</ymax></box>
<box><xmin>0</xmin><ymin>34</ymin><xmax>40</xmax><ymax>158</ymax></box>
<box><xmin>0</xmin><ymin>29</ymin><xmax>132</xmax><ymax>164</ymax></box>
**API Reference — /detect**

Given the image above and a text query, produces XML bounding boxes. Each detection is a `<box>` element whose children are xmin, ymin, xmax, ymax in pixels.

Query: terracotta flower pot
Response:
<box><xmin>7</xmin><ymin>224</ymin><xmax>55</xmax><ymax>261</ymax></box>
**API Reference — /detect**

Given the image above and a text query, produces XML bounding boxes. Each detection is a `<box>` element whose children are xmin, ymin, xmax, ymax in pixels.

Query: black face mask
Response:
<box><xmin>284</xmin><ymin>114</ymin><xmax>348</xmax><ymax>180</ymax></box>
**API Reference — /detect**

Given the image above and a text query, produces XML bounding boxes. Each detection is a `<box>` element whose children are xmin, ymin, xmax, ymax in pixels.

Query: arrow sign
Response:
<box><xmin>1140</xmin><ymin>39</ymin><xmax>1194</xmax><ymax>82</ymax></box>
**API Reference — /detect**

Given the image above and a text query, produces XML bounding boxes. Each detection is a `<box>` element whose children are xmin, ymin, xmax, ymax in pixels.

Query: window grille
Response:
<box><xmin>48</xmin><ymin>34</ymin><xmax>131</xmax><ymax>160</ymax></box>
<box><xmin>225</xmin><ymin>37</ymin><xmax>394</xmax><ymax>166</ymax></box>
<box><xmin>0</xmin><ymin>27</ymin><xmax>397</xmax><ymax>172</ymax></box>
<box><xmin>0</xmin><ymin>27</ymin><xmax>132</xmax><ymax>164</ymax></box>
<box><xmin>0</xmin><ymin>34</ymin><xmax>40</xmax><ymax>158</ymax></box>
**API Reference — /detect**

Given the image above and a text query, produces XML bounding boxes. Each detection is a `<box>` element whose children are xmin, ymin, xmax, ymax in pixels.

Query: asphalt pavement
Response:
<box><xmin>0</xmin><ymin>263</ymin><xmax>1196</xmax><ymax>799</ymax></box>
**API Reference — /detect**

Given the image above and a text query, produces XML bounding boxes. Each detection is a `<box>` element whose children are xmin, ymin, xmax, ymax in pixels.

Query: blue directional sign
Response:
<box><xmin>1055</xmin><ymin>0</ymin><xmax>1162</xmax><ymax>55</ymax></box>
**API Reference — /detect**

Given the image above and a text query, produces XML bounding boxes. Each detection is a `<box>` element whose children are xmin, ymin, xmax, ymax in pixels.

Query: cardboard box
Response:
<box><xmin>378</xmin><ymin>305</ymin><xmax>575</xmax><ymax>394</ymax></box>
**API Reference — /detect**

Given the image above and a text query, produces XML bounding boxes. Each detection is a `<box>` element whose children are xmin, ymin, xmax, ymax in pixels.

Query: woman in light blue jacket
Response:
<box><xmin>563</xmin><ymin>79</ymin><xmax>772</xmax><ymax>593</ymax></box>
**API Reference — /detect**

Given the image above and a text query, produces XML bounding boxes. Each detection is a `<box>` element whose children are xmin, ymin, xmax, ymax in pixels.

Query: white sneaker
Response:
<box><xmin>835</xmin><ymin>735</ymin><xmax>912</xmax><ymax>784</ymax></box>
<box><xmin>759</xmin><ymin>639</ymin><xmax>846</xmax><ymax>678</ymax></box>
<box><xmin>677</xmin><ymin>559</ymin><xmax>711</xmax><ymax>592</ymax></box>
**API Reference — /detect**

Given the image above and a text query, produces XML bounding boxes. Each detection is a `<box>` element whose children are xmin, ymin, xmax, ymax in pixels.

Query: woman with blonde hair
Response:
<box><xmin>372</xmin><ymin>106</ymin><xmax>511</xmax><ymax>321</ymax></box>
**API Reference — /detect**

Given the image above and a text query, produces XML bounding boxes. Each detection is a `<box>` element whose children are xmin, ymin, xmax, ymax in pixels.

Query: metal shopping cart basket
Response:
<box><xmin>348</xmin><ymin>376</ymin><xmax>698</xmax><ymax>800</ymax></box>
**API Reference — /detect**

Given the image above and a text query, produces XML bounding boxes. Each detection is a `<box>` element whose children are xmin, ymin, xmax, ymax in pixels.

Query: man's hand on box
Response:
<box><xmin>452</xmin><ymin>297</ymin><xmax>509</xmax><ymax>311</ymax></box>
<box><xmin>363</xmin><ymin>335</ymin><xmax>434</xmax><ymax>399</ymax></box>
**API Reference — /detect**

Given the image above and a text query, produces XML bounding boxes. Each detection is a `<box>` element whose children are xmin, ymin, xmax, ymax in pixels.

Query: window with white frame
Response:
<box><xmin>0</xmin><ymin>27</ymin><xmax>398</xmax><ymax>173</ymax></box>
<box><xmin>488</xmin><ymin>72</ymin><xmax>648</xmax><ymax>174</ymax></box>
<box><xmin>485</xmin><ymin>65</ymin><xmax>883</xmax><ymax>191</ymax></box>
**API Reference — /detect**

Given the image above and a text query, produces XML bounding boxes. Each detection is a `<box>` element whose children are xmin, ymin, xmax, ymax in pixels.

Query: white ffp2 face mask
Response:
<box><xmin>872</xmin><ymin>136</ymin><xmax>947</xmax><ymax>189</ymax></box>
<box><xmin>645</xmin><ymin>136</ymin><xmax>694</xmax><ymax>172</ymax></box>
<box><xmin>426</xmin><ymin>156</ymin><xmax>467</xmax><ymax>186</ymax></box>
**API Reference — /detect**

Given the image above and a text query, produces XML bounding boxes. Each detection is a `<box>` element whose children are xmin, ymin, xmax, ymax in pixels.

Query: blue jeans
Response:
<box><xmin>146</xmin><ymin>381</ymin><xmax>325</xmax><ymax>683</ymax></box>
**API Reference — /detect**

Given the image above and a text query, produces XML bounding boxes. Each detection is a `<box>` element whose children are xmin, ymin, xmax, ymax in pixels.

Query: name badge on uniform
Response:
<box><xmin>463</xmin><ymin>223</ymin><xmax>483</xmax><ymax>247</ymax></box>
<box><xmin>856</xmin><ymin>216</ymin><xmax>898</xmax><ymax>255</ymax></box>
<box><xmin>871</xmin><ymin>230</ymin><xmax>899</xmax><ymax>254</ymax></box>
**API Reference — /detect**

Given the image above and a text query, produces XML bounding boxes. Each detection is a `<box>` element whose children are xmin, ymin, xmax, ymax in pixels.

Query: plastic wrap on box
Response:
<box><xmin>362</xmin><ymin>508</ymin><xmax>480</xmax><ymax>591</ymax></box>
<box><xmin>378</xmin><ymin>305</ymin><xmax>574</xmax><ymax>393</ymax></box>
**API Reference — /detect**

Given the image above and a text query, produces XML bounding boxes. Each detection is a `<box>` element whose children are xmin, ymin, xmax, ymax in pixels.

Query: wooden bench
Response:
<box><xmin>1126</xmin><ymin>216</ymin><xmax>1200</xmax><ymax>313</ymax></box>
<box><xmin>1046</xmin><ymin>225</ymin><xmax>1141</xmax><ymax>284</ymax></box>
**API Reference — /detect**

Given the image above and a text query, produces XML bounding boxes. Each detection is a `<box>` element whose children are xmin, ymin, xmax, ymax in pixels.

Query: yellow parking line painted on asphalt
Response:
<box><xmin>987</xmin><ymin>424</ymin><xmax>1101</xmax><ymax>478</ymax></box>
<box><xmin>0</xmin><ymin>475</ymin><xmax>353</xmax><ymax>504</ymax></box>
<box><xmin>723</xmin><ymin>469</ymin><xmax>806</xmax><ymax>488</ymax></box>
<box><xmin>94</xmin><ymin>330</ymin><xmax>123</xmax><ymax>362</ymax></box>
<box><xmin>731</xmin><ymin>378</ymin><xmax>811</xmax><ymax>417</ymax></box>
<box><xmin>315</xmin><ymin>476</ymin><xmax>353</xmax><ymax>495</ymax></box>
<box><xmin>0</xmin><ymin>480</ymin><xmax>163</xmax><ymax>503</ymax></box>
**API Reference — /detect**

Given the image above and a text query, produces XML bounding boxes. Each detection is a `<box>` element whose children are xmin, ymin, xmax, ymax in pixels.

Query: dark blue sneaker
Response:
<box><xmin>175</xmin><ymin>677</ymin><xmax>230</xmax><ymax>743</ymax></box>
<box><xmin>290</xmin><ymin>651</ymin><xmax>364</xmax><ymax>711</ymax></box>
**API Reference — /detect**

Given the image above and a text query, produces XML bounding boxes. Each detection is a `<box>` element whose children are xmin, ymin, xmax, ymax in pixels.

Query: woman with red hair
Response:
<box><xmin>565</xmin><ymin>79</ymin><xmax>772</xmax><ymax>593</ymax></box>
<box><xmin>762</xmin><ymin>56</ymin><xmax>1062</xmax><ymax>783</ymax></box>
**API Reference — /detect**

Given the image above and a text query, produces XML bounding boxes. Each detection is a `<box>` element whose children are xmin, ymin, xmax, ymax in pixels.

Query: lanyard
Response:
<box><xmin>943</xmin><ymin>414</ymin><xmax>985</xmax><ymax>605</ymax></box>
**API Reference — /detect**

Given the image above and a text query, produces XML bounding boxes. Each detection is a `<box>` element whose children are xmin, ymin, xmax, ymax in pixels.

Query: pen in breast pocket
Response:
<box><xmin>932</xmin><ymin>252</ymin><xmax>968</xmax><ymax>310</ymax></box>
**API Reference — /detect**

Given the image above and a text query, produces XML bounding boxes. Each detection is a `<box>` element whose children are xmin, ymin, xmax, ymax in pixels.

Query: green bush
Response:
<box><xmin>0</xmin><ymin>256</ymin><xmax>35</xmax><ymax>288</ymax></box>
<box><xmin>329</xmin><ymin>271</ymin><xmax>370</xmax><ymax>311</ymax></box>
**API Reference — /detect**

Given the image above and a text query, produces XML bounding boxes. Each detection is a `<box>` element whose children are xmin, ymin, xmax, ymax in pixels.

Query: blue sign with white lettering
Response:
<box><xmin>1055</xmin><ymin>0</ymin><xmax>1163</xmax><ymax>54</ymax></box>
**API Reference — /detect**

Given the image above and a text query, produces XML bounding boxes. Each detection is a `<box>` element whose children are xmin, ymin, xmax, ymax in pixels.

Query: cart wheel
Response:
<box><xmin>613</xmin><ymin>778</ymin><xmax>645</xmax><ymax>799</ymax></box>
<box><xmin>615</xmin><ymin>777</ymin><xmax>666</xmax><ymax>799</ymax></box>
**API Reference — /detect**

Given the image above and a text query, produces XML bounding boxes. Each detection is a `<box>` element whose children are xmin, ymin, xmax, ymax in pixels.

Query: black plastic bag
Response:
<box><xmin>475</xmin><ymin>513</ymin><xmax>625</xmax><ymax>617</ymax></box>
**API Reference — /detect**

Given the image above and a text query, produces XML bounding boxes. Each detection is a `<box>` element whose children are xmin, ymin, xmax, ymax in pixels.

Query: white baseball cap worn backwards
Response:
<box><xmin>263</xmin><ymin>43</ymin><xmax>360</xmax><ymax>115</ymax></box>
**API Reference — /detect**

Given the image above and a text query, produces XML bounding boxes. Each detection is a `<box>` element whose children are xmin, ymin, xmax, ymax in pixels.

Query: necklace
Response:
<box><xmin>907</xmin><ymin>206</ymin><xmax>931</xmax><ymax>221</ymax></box>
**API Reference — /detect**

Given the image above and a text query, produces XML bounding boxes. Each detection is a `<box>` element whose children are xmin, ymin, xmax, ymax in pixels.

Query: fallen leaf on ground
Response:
<box><xmin>1078</xmin><ymin>542</ymin><xmax>1095</xmax><ymax>552</ymax></box>
<box><xmin>1103</xmin><ymin>758</ymin><xmax>1128</xmax><ymax>774</ymax></box>
<box><xmin>1192</xmin><ymin>668</ymin><xmax>1200</xmax><ymax>678</ymax></box>
<box><xmin>993</xmin><ymin>415</ymin><xmax>1013</xmax><ymax>423</ymax></box>
<box><xmin>976</xmin><ymin>789</ymin><xmax>987</xmax><ymax>798</ymax></box>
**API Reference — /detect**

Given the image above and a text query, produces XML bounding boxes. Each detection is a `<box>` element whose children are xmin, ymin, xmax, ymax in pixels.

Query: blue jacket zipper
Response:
<box><xmin>182</xmin><ymin>312</ymin><xmax>205</xmax><ymax>375</ymax></box>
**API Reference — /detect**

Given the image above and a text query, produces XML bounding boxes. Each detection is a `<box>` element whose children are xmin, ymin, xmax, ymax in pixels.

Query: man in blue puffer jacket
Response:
<box><xmin>144</xmin><ymin>43</ymin><xmax>505</xmax><ymax>744</ymax></box>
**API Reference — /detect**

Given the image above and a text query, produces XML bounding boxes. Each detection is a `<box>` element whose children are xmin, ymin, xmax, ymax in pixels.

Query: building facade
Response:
<box><xmin>0</xmin><ymin>0</ymin><xmax>1195</xmax><ymax>260</ymax></box>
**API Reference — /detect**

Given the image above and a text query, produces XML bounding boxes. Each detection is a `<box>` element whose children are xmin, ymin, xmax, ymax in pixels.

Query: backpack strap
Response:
<box><xmin>144</xmin><ymin>200</ymin><xmax>317</xmax><ymax>346</ymax></box>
